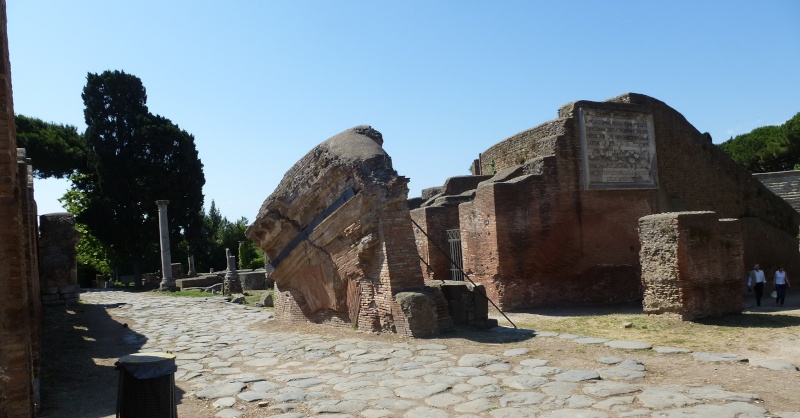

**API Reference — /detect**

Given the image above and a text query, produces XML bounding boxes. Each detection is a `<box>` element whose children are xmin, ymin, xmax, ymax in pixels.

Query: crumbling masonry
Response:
<box><xmin>411</xmin><ymin>93</ymin><xmax>799</xmax><ymax>316</ymax></box>
<box><xmin>246</xmin><ymin>126</ymin><xmax>446</xmax><ymax>337</ymax></box>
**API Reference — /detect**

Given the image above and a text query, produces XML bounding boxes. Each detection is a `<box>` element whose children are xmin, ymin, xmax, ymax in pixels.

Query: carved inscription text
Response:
<box><xmin>579</xmin><ymin>109</ymin><xmax>657</xmax><ymax>189</ymax></box>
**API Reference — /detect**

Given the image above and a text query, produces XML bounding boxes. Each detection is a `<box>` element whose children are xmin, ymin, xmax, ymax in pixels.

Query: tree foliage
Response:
<box><xmin>718</xmin><ymin>112</ymin><xmax>800</xmax><ymax>172</ymax></box>
<box><xmin>14</xmin><ymin>115</ymin><xmax>86</xmax><ymax>178</ymax></box>
<box><xmin>193</xmin><ymin>200</ymin><xmax>263</xmax><ymax>272</ymax></box>
<box><xmin>74</xmin><ymin>70</ymin><xmax>205</xmax><ymax>284</ymax></box>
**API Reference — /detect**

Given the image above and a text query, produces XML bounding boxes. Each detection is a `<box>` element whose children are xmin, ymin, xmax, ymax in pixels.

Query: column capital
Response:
<box><xmin>156</xmin><ymin>200</ymin><xmax>170</xmax><ymax>207</ymax></box>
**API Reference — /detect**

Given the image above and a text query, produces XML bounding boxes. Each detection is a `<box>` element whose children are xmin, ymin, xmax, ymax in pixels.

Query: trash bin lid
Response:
<box><xmin>117</xmin><ymin>352</ymin><xmax>177</xmax><ymax>379</ymax></box>
<box><xmin>117</xmin><ymin>352</ymin><xmax>175</xmax><ymax>365</ymax></box>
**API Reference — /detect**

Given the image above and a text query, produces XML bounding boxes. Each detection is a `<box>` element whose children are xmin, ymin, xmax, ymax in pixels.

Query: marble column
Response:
<box><xmin>156</xmin><ymin>200</ymin><xmax>174</xmax><ymax>289</ymax></box>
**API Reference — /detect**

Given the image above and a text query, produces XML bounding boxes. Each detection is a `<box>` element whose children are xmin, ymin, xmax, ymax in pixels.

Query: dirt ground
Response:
<box><xmin>37</xmin><ymin>293</ymin><xmax>800</xmax><ymax>418</ymax></box>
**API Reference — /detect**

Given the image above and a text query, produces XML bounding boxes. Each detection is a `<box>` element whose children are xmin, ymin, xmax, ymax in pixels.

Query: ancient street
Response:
<box><xmin>66</xmin><ymin>290</ymin><xmax>800</xmax><ymax>418</ymax></box>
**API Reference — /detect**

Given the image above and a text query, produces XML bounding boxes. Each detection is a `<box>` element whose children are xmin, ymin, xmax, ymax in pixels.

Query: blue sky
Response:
<box><xmin>8</xmin><ymin>1</ymin><xmax>800</xmax><ymax>222</ymax></box>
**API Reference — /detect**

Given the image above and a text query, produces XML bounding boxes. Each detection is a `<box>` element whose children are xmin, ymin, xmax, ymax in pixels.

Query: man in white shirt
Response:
<box><xmin>748</xmin><ymin>264</ymin><xmax>767</xmax><ymax>307</ymax></box>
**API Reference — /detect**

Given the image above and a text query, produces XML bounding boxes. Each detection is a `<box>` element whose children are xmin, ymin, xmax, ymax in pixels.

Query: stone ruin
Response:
<box><xmin>246</xmin><ymin>126</ymin><xmax>492</xmax><ymax>336</ymax></box>
<box><xmin>38</xmin><ymin>213</ymin><xmax>81</xmax><ymax>305</ymax></box>
<box><xmin>411</xmin><ymin>93</ymin><xmax>799</xmax><ymax>319</ymax></box>
<box><xmin>639</xmin><ymin>212</ymin><xmax>745</xmax><ymax>320</ymax></box>
<box><xmin>0</xmin><ymin>2</ymin><xmax>42</xmax><ymax>412</ymax></box>
<box><xmin>246</xmin><ymin>95</ymin><xmax>800</xmax><ymax>328</ymax></box>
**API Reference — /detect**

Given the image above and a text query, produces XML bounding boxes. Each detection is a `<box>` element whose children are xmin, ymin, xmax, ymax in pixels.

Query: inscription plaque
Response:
<box><xmin>579</xmin><ymin>108</ymin><xmax>657</xmax><ymax>190</ymax></box>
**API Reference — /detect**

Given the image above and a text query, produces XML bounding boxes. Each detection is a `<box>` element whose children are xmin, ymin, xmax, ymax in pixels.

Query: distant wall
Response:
<box><xmin>754</xmin><ymin>170</ymin><xmax>800</xmax><ymax>216</ymax></box>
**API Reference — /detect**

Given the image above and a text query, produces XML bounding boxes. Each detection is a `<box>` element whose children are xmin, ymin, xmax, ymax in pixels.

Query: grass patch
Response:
<box><xmin>243</xmin><ymin>290</ymin><xmax>272</xmax><ymax>306</ymax></box>
<box><xmin>509</xmin><ymin>310</ymin><xmax>800</xmax><ymax>353</ymax></box>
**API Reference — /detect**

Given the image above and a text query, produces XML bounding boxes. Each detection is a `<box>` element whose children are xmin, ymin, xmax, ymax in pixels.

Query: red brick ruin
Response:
<box><xmin>248</xmin><ymin>94</ymin><xmax>799</xmax><ymax>334</ymax></box>
<box><xmin>412</xmin><ymin>93</ymin><xmax>798</xmax><ymax>316</ymax></box>
<box><xmin>246</xmin><ymin>126</ymin><xmax>448</xmax><ymax>337</ymax></box>
<box><xmin>0</xmin><ymin>0</ymin><xmax>41</xmax><ymax>414</ymax></box>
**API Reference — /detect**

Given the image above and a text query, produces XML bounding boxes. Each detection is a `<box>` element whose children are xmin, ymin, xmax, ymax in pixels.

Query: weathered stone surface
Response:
<box><xmin>692</xmin><ymin>352</ymin><xmax>748</xmax><ymax>363</ymax></box>
<box><xmin>395</xmin><ymin>383</ymin><xmax>451</xmax><ymax>399</ymax></box>
<box><xmin>653</xmin><ymin>346</ymin><xmax>692</xmax><ymax>354</ymax></box>
<box><xmin>195</xmin><ymin>381</ymin><xmax>247</xmax><ymax>399</ymax></box>
<box><xmin>639</xmin><ymin>212</ymin><xmax>747</xmax><ymax>320</ymax></box>
<box><xmin>749</xmin><ymin>359</ymin><xmax>799</xmax><ymax>371</ymax></box>
<box><xmin>603</xmin><ymin>340</ymin><xmax>652</xmax><ymax>350</ymax></box>
<box><xmin>636</xmin><ymin>387</ymin><xmax>699</xmax><ymax>409</ymax></box>
<box><xmin>553</xmin><ymin>370</ymin><xmax>600</xmax><ymax>382</ymax></box>
<box><xmin>246</xmin><ymin>125</ymin><xmax>434</xmax><ymax>336</ymax></box>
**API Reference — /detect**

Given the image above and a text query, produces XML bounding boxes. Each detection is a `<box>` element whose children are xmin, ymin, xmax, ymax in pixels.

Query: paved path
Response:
<box><xmin>83</xmin><ymin>290</ymin><xmax>800</xmax><ymax>418</ymax></box>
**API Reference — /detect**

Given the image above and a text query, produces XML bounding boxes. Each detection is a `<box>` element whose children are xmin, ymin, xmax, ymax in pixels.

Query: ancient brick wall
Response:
<box><xmin>38</xmin><ymin>213</ymin><xmax>81</xmax><ymax>305</ymax></box>
<box><xmin>754</xmin><ymin>170</ymin><xmax>800</xmax><ymax>216</ymax></box>
<box><xmin>739</xmin><ymin>217</ymin><xmax>800</xmax><ymax>278</ymax></box>
<box><xmin>563</xmin><ymin>94</ymin><xmax>798</xmax><ymax>235</ymax></box>
<box><xmin>18</xmin><ymin>150</ymin><xmax>41</xmax><ymax>408</ymax></box>
<box><xmin>639</xmin><ymin>212</ymin><xmax>744</xmax><ymax>320</ymax></box>
<box><xmin>0</xmin><ymin>0</ymin><xmax>38</xmax><ymax>414</ymax></box>
<box><xmin>479</xmin><ymin>119</ymin><xmax>565</xmax><ymax>174</ymax></box>
<box><xmin>247</xmin><ymin>126</ymin><xmax>434</xmax><ymax>336</ymax></box>
<box><xmin>452</xmin><ymin>93</ymin><xmax>798</xmax><ymax>311</ymax></box>
<box><xmin>410</xmin><ymin>205</ymin><xmax>460</xmax><ymax>281</ymax></box>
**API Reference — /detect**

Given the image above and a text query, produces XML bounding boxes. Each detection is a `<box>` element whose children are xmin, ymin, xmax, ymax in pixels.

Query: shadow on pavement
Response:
<box><xmin>38</xmin><ymin>291</ymin><xmax>186</xmax><ymax>418</ymax></box>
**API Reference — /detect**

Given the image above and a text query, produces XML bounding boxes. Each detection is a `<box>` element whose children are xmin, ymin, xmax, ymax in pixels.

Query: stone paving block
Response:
<box><xmin>489</xmin><ymin>406</ymin><xmax>541</xmax><ymax>418</ymax></box>
<box><xmin>406</xmin><ymin>406</ymin><xmax>448</xmax><ymax>418</ymax></box>
<box><xmin>749</xmin><ymin>359</ymin><xmax>799</xmax><ymax>371</ymax></box>
<box><xmin>553</xmin><ymin>370</ymin><xmax>601</xmax><ymax>382</ymax></box>
<box><xmin>458</xmin><ymin>353</ymin><xmax>504</xmax><ymax>367</ymax></box>
<box><xmin>395</xmin><ymin>383</ymin><xmax>450</xmax><ymax>399</ymax></box>
<box><xmin>692</xmin><ymin>352</ymin><xmax>748</xmax><ymax>362</ymax></box>
<box><xmin>604</xmin><ymin>340</ymin><xmax>653</xmax><ymax>350</ymax></box>
<box><xmin>195</xmin><ymin>381</ymin><xmax>247</xmax><ymax>399</ymax></box>
<box><xmin>454</xmin><ymin>397</ymin><xmax>495</xmax><ymax>413</ymax></box>
<box><xmin>499</xmin><ymin>391</ymin><xmax>546</xmax><ymax>407</ymax></box>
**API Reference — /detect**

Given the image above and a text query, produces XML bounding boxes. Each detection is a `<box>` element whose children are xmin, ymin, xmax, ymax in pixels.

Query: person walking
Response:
<box><xmin>773</xmin><ymin>265</ymin><xmax>791</xmax><ymax>307</ymax></box>
<box><xmin>748</xmin><ymin>264</ymin><xmax>767</xmax><ymax>307</ymax></box>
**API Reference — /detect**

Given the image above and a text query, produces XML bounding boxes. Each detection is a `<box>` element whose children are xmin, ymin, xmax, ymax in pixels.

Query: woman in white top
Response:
<box><xmin>773</xmin><ymin>265</ymin><xmax>791</xmax><ymax>307</ymax></box>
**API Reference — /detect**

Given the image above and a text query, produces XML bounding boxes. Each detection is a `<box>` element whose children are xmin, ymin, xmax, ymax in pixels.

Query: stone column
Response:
<box><xmin>187</xmin><ymin>255</ymin><xmax>197</xmax><ymax>277</ymax></box>
<box><xmin>156</xmin><ymin>200</ymin><xmax>174</xmax><ymax>289</ymax></box>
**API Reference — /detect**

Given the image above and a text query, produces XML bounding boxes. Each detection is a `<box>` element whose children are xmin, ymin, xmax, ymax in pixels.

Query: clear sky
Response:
<box><xmin>8</xmin><ymin>1</ymin><xmax>800</xmax><ymax>222</ymax></box>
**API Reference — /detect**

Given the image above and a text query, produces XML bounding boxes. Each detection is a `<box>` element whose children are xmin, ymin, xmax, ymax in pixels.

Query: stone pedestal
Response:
<box><xmin>224</xmin><ymin>255</ymin><xmax>242</xmax><ymax>295</ymax></box>
<box><xmin>156</xmin><ymin>200</ymin><xmax>175</xmax><ymax>289</ymax></box>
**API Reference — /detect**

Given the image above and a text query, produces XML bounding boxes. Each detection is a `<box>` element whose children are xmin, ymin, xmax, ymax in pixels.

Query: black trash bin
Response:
<box><xmin>116</xmin><ymin>352</ymin><xmax>178</xmax><ymax>418</ymax></box>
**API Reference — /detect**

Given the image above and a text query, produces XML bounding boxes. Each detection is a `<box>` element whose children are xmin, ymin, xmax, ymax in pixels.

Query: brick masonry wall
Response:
<box><xmin>453</xmin><ymin>93</ymin><xmax>797</xmax><ymax>311</ymax></box>
<box><xmin>739</xmin><ymin>217</ymin><xmax>800</xmax><ymax>279</ymax></box>
<box><xmin>564</xmin><ymin>94</ymin><xmax>799</xmax><ymax>236</ymax></box>
<box><xmin>479</xmin><ymin>119</ymin><xmax>566</xmax><ymax>174</ymax></box>
<box><xmin>18</xmin><ymin>154</ymin><xmax>41</xmax><ymax>404</ymax></box>
<box><xmin>38</xmin><ymin>213</ymin><xmax>81</xmax><ymax>305</ymax></box>
<box><xmin>639</xmin><ymin>212</ymin><xmax>744</xmax><ymax>320</ymax></box>
<box><xmin>0</xmin><ymin>0</ymin><xmax>37</xmax><ymax>414</ymax></box>
<box><xmin>410</xmin><ymin>205</ymin><xmax>460</xmax><ymax>281</ymax></box>
<box><xmin>754</xmin><ymin>171</ymin><xmax>800</xmax><ymax>217</ymax></box>
<box><xmin>247</xmin><ymin>127</ymin><xmax>429</xmax><ymax>335</ymax></box>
